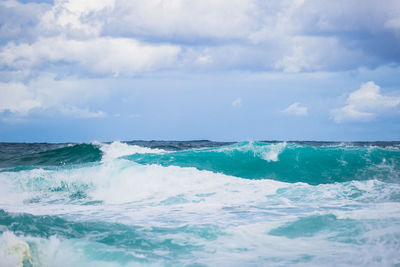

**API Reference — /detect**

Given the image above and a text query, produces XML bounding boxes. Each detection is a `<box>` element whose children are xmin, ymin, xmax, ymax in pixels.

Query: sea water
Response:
<box><xmin>0</xmin><ymin>141</ymin><xmax>399</xmax><ymax>266</ymax></box>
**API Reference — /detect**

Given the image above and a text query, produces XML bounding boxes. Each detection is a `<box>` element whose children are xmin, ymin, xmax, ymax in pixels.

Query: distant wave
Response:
<box><xmin>0</xmin><ymin>143</ymin><xmax>102</xmax><ymax>169</ymax></box>
<box><xmin>0</xmin><ymin>141</ymin><xmax>166</xmax><ymax>169</ymax></box>
<box><xmin>2</xmin><ymin>141</ymin><xmax>399</xmax><ymax>185</ymax></box>
<box><xmin>125</xmin><ymin>141</ymin><xmax>400</xmax><ymax>185</ymax></box>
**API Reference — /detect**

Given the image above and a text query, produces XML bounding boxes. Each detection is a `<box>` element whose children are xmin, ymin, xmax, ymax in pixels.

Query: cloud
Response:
<box><xmin>0</xmin><ymin>75</ymin><xmax>107</xmax><ymax>119</ymax></box>
<box><xmin>274</xmin><ymin>46</ymin><xmax>310</xmax><ymax>73</ymax></box>
<box><xmin>385</xmin><ymin>17</ymin><xmax>400</xmax><ymax>30</ymax></box>
<box><xmin>128</xmin><ymin>114</ymin><xmax>141</xmax><ymax>118</ymax></box>
<box><xmin>0</xmin><ymin>36</ymin><xmax>181</xmax><ymax>75</ymax></box>
<box><xmin>0</xmin><ymin>0</ymin><xmax>51</xmax><ymax>41</ymax></box>
<box><xmin>60</xmin><ymin>106</ymin><xmax>107</xmax><ymax>118</ymax></box>
<box><xmin>232</xmin><ymin>97</ymin><xmax>242</xmax><ymax>108</ymax></box>
<box><xmin>331</xmin><ymin>81</ymin><xmax>400</xmax><ymax>123</ymax></box>
<box><xmin>38</xmin><ymin>0</ymin><xmax>115</xmax><ymax>38</ymax></box>
<box><xmin>283</xmin><ymin>102</ymin><xmax>308</xmax><ymax>116</ymax></box>
<box><xmin>101</xmin><ymin>0</ymin><xmax>258</xmax><ymax>41</ymax></box>
<box><xmin>0</xmin><ymin>81</ymin><xmax>41</xmax><ymax>114</ymax></box>
<box><xmin>1</xmin><ymin>0</ymin><xmax>400</xmax><ymax>75</ymax></box>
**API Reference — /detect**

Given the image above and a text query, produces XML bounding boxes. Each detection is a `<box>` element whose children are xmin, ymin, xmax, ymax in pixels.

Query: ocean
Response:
<box><xmin>0</xmin><ymin>140</ymin><xmax>399</xmax><ymax>266</ymax></box>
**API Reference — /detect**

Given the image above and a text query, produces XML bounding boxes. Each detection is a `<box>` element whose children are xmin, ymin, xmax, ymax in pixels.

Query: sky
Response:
<box><xmin>0</xmin><ymin>0</ymin><xmax>400</xmax><ymax>142</ymax></box>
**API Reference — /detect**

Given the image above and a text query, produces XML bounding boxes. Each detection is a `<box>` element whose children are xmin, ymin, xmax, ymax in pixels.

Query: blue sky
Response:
<box><xmin>0</xmin><ymin>0</ymin><xmax>400</xmax><ymax>142</ymax></box>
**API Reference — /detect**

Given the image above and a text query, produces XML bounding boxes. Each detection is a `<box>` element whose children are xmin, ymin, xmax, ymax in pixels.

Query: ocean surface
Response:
<box><xmin>0</xmin><ymin>140</ymin><xmax>399</xmax><ymax>266</ymax></box>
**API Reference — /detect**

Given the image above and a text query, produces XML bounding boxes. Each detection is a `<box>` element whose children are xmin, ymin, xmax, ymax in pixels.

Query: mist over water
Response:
<box><xmin>0</xmin><ymin>141</ymin><xmax>399</xmax><ymax>266</ymax></box>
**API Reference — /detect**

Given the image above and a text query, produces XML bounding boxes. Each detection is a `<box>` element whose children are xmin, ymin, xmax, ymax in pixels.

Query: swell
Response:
<box><xmin>1</xmin><ymin>141</ymin><xmax>399</xmax><ymax>185</ymax></box>
<box><xmin>124</xmin><ymin>142</ymin><xmax>400</xmax><ymax>185</ymax></box>
<box><xmin>0</xmin><ymin>143</ymin><xmax>102</xmax><ymax>169</ymax></box>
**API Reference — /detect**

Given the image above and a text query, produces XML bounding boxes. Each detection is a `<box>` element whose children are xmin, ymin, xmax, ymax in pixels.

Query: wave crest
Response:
<box><xmin>99</xmin><ymin>141</ymin><xmax>166</xmax><ymax>162</ymax></box>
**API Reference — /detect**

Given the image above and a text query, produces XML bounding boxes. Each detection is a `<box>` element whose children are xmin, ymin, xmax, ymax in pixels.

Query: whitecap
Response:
<box><xmin>98</xmin><ymin>141</ymin><xmax>166</xmax><ymax>162</ymax></box>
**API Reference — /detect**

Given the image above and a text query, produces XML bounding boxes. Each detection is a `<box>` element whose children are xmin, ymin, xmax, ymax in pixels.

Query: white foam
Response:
<box><xmin>1</xmin><ymin>159</ymin><xmax>399</xmax><ymax>221</ymax></box>
<box><xmin>71</xmin><ymin>160</ymin><xmax>286</xmax><ymax>205</ymax></box>
<box><xmin>98</xmin><ymin>141</ymin><xmax>166</xmax><ymax>162</ymax></box>
<box><xmin>0</xmin><ymin>232</ymin><xmax>146</xmax><ymax>267</ymax></box>
<box><xmin>259</xmin><ymin>142</ymin><xmax>287</xmax><ymax>162</ymax></box>
<box><xmin>271</xmin><ymin>179</ymin><xmax>400</xmax><ymax>207</ymax></box>
<box><xmin>214</xmin><ymin>141</ymin><xmax>287</xmax><ymax>162</ymax></box>
<box><xmin>0</xmin><ymin>159</ymin><xmax>288</xmax><ymax>223</ymax></box>
<box><xmin>1</xmin><ymin>159</ymin><xmax>400</xmax><ymax>266</ymax></box>
<box><xmin>0</xmin><ymin>232</ymin><xmax>32</xmax><ymax>267</ymax></box>
<box><xmin>161</xmin><ymin>214</ymin><xmax>398</xmax><ymax>266</ymax></box>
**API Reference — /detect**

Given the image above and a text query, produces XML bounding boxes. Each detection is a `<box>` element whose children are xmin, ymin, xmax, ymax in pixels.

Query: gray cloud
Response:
<box><xmin>0</xmin><ymin>0</ymin><xmax>51</xmax><ymax>42</ymax></box>
<box><xmin>0</xmin><ymin>0</ymin><xmax>399</xmax><ymax>76</ymax></box>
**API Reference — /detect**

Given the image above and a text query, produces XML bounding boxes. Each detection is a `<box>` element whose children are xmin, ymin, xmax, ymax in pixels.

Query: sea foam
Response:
<box><xmin>0</xmin><ymin>141</ymin><xmax>399</xmax><ymax>266</ymax></box>
<box><xmin>98</xmin><ymin>141</ymin><xmax>166</xmax><ymax>162</ymax></box>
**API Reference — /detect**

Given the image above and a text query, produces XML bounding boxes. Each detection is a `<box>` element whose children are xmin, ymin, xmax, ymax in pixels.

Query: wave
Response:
<box><xmin>1</xmin><ymin>208</ymin><xmax>400</xmax><ymax>266</ymax></box>
<box><xmin>1</xmin><ymin>209</ymin><xmax>399</xmax><ymax>266</ymax></box>
<box><xmin>124</xmin><ymin>141</ymin><xmax>400</xmax><ymax>185</ymax></box>
<box><xmin>1</xmin><ymin>157</ymin><xmax>399</xmax><ymax>215</ymax></box>
<box><xmin>1</xmin><ymin>148</ymin><xmax>400</xmax><ymax>266</ymax></box>
<box><xmin>1</xmin><ymin>141</ymin><xmax>399</xmax><ymax>185</ymax></box>
<box><xmin>99</xmin><ymin>141</ymin><xmax>166</xmax><ymax>162</ymax></box>
<box><xmin>0</xmin><ymin>159</ymin><xmax>286</xmax><ymax>207</ymax></box>
<box><xmin>0</xmin><ymin>209</ymin><xmax>219</xmax><ymax>253</ymax></box>
<box><xmin>0</xmin><ymin>141</ymin><xmax>166</xmax><ymax>169</ymax></box>
<box><xmin>0</xmin><ymin>143</ymin><xmax>102</xmax><ymax>169</ymax></box>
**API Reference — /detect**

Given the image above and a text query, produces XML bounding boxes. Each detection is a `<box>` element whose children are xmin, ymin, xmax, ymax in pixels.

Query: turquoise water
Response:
<box><xmin>0</xmin><ymin>141</ymin><xmax>399</xmax><ymax>266</ymax></box>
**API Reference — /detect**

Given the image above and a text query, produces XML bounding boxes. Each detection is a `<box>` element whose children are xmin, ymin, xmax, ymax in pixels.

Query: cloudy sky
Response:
<box><xmin>0</xmin><ymin>0</ymin><xmax>400</xmax><ymax>142</ymax></box>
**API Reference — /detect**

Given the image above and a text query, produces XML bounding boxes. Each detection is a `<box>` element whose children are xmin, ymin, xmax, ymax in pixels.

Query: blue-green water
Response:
<box><xmin>0</xmin><ymin>141</ymin><xmax>399</xmax><ymax>266</ymax></box>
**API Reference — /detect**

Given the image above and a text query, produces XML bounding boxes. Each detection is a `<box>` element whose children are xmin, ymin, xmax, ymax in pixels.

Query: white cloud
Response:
<box><xmin>0</xmin><ymin>82</ymin><xmax>41</xmax><ymax>114</ymax></box>
<box><xmin>0</xmin><ymin>36</ymin><xmax>181</xmax><ymax>75</ymax></box>
<box><xmin>196</xmin><ymin>54</ymin><xmax>212</xmax><ymax>65</ymax></box>
<box><xmin>38</xmin><ymin>0</ymin><xmax>115</xmax><ymax>38</ymax></box>
<box><xmin>274</xmin><ymin>45</ymin><xmax>309</xmax><ymax>73</ymax></box>
<box><xmin>272</xmin><ymin>36</ymin><xmax>370</xmax><ymax>73</ymax></box>
<box><xmin>283</xmin><ymin>102</ymin><xmax>308</xmax><ymax>116</ymax></box>
<box><xmin>0</xmin><ymin>75</ymin><xmax>107</xmax><ymax>119</ymax></box>
<box><xmin>35</xmin><ymin>0</ymin><xmax>400</xmax><ymax>43</ymax></box>
<box><xmin>385</xmin><ymin>17</ymin><xmax>400</xmax><ymax>30</ymax></box>
<box><xmin>60</xmin><ymin>106</ymin><xmax>106</xmax><ymax>118</ymax></box>
<box><xmin>128</xmin><ymin>114</ymin><xmax>141</xmax><ymax>118</ymax></box>
<box><xmin>102</xmin><ymin>0</ymin><xmax>257</xmax><ymax>40</ymax></box>
<box><xmin>232</xmin><ymin>97</ymin><xmax>242</xmax><ymax>108</ymax></box>
<box><xmin>0</xmin><ymin>0</ymin><xmax>50</xmax><ymax>41</ymax></box>
<box><xmin>1</xmin><ymin>0</ymin><xmax>400</xmax><ymax>75</ymax></box>
<box><xmin>331</xmin><ymin>81</ymin><xmax>400</xmax><ymax>123</ymax></box>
